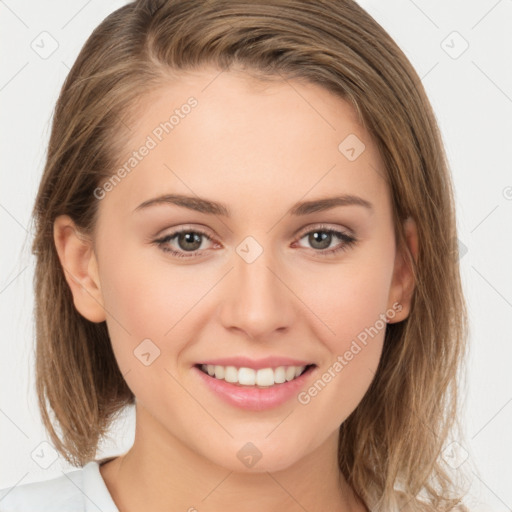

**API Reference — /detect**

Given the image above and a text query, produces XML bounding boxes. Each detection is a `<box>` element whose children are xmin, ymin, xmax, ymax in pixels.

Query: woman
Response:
<box><xmin>0</xmin><ymin>0</ymin><xmax>469</xmax><ymax>510</ymax></box>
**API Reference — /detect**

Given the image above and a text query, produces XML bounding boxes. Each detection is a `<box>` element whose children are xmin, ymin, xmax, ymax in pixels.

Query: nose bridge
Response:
<box><xmin>219</xmin><ymin>240</ymin><xmax>294</xmax><ymax>338</ymax></box>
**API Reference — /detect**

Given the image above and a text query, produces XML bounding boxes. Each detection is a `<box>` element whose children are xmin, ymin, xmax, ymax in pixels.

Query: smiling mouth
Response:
<box><xmin>195</xmin><ymin>363</ymin><xmax>316</xmax><ymax>388</ymax></box>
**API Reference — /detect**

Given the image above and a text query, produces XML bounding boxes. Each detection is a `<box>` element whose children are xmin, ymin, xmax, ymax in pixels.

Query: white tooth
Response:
<box><xmin>285</xmin><ymin>366</ymin><xmax>296</xmax><ymax>381</ymax></box>
<box><xmin>274</xmin><ymin>366</ymin><xmax>286</xmax><ymax>384</ymax></box>
<box><xmin>256</xmin><ymin>368</ymin><xmax>275</xmax><ymax>387</ymax></box>
<box><xmin>238</xmin><ymin>367</ymin><xmax>256</xmax><ymax>385</ymax></box>
<box><xmin>206</xmin><ymin>364</ymin><xmax>308</xmax><ymax>385</ymax></box>
<box><xmin>224</xmin><ymin>366</ymin><xmax>238</xmax><ymax>383</ymax></box>
<box><xmin>214</xmin><ymin>365</ymin><xmax>225</xmax><ymax>379</ymax></box>
<box><xmin>295</xmin><ymin>366</ymin><xmax>305</xmax><ymax>377</ymax></box>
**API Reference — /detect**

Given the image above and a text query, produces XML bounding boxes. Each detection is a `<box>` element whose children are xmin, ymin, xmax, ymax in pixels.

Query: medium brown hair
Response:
<box><xmin>31</xmin><ymin>1</ymin><xmax>469</xmax><ymax>510</ymax></box>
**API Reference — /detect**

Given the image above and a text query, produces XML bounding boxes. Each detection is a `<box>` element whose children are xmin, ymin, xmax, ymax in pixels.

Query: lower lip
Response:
<box><xmin>192</xmin><ymin>365</ymin><xmax>317</xmax><ymax>411</ymax></box>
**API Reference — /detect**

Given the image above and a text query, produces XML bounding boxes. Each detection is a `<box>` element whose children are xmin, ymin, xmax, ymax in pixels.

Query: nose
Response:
<box><xmin>218</xmin><ymin>246</ymin><xmax>296</xmax><ymax>340</ymax></box>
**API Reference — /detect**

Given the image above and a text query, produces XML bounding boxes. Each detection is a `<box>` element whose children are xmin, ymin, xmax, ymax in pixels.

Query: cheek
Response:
<box><xmin>293</xmin><ymin>248</ymin><xmax>394</xmax><ymax>419</ymax></box>
<box><xmin>298</xmin><ymin>250</ymin><xmax>394</xmax><ymax>350</ymax></box>
<box><xmin>96</xmin><ymin>239</ymin><xmax>203</xmax><ymax>372</ymax></box>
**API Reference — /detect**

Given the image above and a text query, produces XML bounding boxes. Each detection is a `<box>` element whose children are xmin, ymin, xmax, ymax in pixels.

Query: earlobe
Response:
<box><xmin>387</xmin><ymin>216</ymin><xmax>418</xmax><ymax>323</ymax></box>
<box><xmin>53</xmin><ymin>215</ymin><xmax>106</xmax><ymax>323</ymax></box>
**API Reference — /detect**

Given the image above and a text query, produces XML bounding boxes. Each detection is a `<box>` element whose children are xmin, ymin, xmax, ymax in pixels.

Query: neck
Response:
<box><xmin>100</xmin><ymin>404</ymin><xmax>366</xmax><ymax>512</ymax></box>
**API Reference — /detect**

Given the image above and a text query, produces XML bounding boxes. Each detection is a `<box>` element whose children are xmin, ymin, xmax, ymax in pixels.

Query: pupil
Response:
<box><xmin>309</xmin><ymin>231</ymin><xmax>331</xmax><ymax>250</ymax></box>
<box><xmin>178</xmin><ymin>232</ymin><xmax>202</xmax><ymax>251</ymax></box>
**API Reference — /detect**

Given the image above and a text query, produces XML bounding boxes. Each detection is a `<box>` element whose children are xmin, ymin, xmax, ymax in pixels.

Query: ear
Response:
<box><xmin>53</xmin><ymin>215</ymin><xmax>106</xmax><ymax>323</ymax></box>
<box><xmin>386</xmin><ymin>216</ymin><xmax>418</xmax><ymax>323</ymax></box>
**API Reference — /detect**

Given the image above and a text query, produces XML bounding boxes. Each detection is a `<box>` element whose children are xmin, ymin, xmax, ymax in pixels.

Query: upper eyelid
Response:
<box><xmin>155</xmin><ymin>224</ymin><xmax>214</xmax><ymax>239</ymax></box>
<box><xmin>295</xmin><ymin>223</ymin><xmax>352</xmax><ymax>237</ymax></box>
<box><xmin>158</xmin><ymin>223</ymin><xmax>351</xmax><ymax>241</ymax></box>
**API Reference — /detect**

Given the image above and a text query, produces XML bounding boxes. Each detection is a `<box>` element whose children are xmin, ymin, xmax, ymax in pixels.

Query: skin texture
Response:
<box><xmin>54</xmin><ymin>68</ymin><xmax>418</xmax><ymax>512</ymax></box>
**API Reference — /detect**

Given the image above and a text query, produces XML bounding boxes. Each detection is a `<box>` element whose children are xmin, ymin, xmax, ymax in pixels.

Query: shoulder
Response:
<box><xmin>0</xmin><ymin>460</ymin><xmax>118</xmax><ymax>512</ymax></box>
<box><xmin>0</xmin><ymin>467</ymin><xmax>85</xmax><ymax>512</ymax></box>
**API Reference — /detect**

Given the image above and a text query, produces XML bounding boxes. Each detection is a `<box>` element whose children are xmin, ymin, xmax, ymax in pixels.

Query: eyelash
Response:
<box><xmin>153</xmin><ymin>224</ymin><xmax>357</xmax><ymax>259</ymax></box>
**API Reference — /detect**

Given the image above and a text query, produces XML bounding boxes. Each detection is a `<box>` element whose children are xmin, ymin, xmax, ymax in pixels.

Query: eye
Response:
<box><xmin>293</xmin><ymin>225</ymin><xmax>357</xmax><ymax>256</ymax></box>
<box><xmin>153</xmin><ymin>227</ymin><xmax>217</xmax><ymax>258</ymax></box>
<box><xmin>152</xmin><ymin>224</ymin><xmax>357</xmax><ymax>260</ymax></box>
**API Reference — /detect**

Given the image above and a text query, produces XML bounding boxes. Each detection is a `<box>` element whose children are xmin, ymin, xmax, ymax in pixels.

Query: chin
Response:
<box><xmin>197</xmin><ymin>435</ymin><xmax>309</xmax><ymax>474</ymax></box>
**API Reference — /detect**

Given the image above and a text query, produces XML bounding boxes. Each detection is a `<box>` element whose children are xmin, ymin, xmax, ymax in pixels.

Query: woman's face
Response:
<box><xmin>57</xmin><ymin>67</ymin><xmax>415</xmax><ymax>472</ymax></box>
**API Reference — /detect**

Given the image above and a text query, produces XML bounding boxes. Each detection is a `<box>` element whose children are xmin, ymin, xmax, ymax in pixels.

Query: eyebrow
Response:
<box><xmin>133</xmin><ymin>193</ymin><xmax>373</xmax><ymax>216</ymax></box>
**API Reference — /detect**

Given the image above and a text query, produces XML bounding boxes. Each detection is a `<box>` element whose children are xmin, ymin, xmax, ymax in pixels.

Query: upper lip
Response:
<box><xmin>195</xmin><ymin>356</ymin><xmax>315</xmax><ymax>370</ymax></box>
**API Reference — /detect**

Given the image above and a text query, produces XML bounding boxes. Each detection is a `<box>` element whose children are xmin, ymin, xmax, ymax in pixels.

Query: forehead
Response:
<box><xmin>98</xmin><ymin>68</ymin><xmax>388</xmax><ymax>220</ymax></box>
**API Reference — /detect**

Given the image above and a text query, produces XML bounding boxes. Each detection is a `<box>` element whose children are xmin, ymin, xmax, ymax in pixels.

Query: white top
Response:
<box><xmin>0</xmin><ymin>459</ymin><xmax>119</xmax><ymax>511</ymax></box>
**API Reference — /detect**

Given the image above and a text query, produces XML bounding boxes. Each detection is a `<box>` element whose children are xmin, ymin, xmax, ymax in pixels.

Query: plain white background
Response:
<box><xmin>1</xmin><ymin>1</ymin><xmax>511</xmax><ymax>510</ymax></box>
